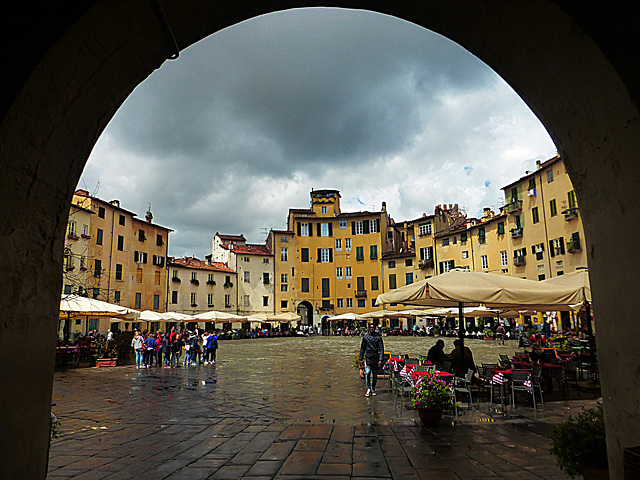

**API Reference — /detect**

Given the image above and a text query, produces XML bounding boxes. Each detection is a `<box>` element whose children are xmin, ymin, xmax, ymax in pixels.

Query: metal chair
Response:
<box><xmin>531</xmin><ymin>368</ymin><xmax>544</xmax><ymax>406</ymax></box>
<box><xmin>499</xmin><ymin>354</ymin><xmax>511</xmax><ymax>368</ymax></box>
<box><xmin>510</xmin><ymin>369</ymin><xmax>535</xmax><ymax>409</ymax></box>
<box><xmin>454</xmin><ymin>369</ymin><xmax>475</xmax><ymax>409</ymax></box>
<box><xmin>479</xmin><ymin>364</ymin><xmax>498</xmax><ymax>403</ymax></box>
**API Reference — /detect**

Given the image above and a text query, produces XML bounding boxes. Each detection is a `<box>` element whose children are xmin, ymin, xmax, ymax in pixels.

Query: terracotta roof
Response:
<box><xmin>382</xmin><ymin>250</ymin><xmax>416</xmax><ymax>260</ymax></box>
<box><xmin>168</xmin><ymin>256</ymin><xmax>235</xmax><ymax>273</ymax></box>
<box><xmin>335</xmin><ymin>211</ymin><xmax>382</xmax><ymax>218</ymax></box>
<box><xmin>216</xmin><ymin>233</ymin><xmax>246</xmax><ymax>242</ymax></box>
<box><xmin>222</xmin><ymin>243</ymin><xmax>272</xmax><ymax>256</ymax></box>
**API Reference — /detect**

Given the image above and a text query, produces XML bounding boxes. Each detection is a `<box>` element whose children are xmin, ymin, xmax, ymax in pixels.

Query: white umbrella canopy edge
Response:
<box><xmin>327</xmin><ymin>312</ymin><xmax>366</xmax><ymax>321</ymax></box>
<box><xmin>59</xmin><ymin>294</ymin><xmax>140</xmax><ymax>318</ymax></box>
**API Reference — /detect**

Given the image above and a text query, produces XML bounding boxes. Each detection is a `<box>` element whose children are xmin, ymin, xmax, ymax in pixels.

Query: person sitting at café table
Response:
<box><xmin>449</xmin><ymin>339</ymin><xmax>475</xmax><ymax>376</ymax></box>
<box><xmin>529</xmin><ymin>342</ymin><xmax>546</xmax><ymax>365</ymax></box>
<box><xmin>427</xmin><ymin>339</ymin><xmax>448</xmax><ymax>367</ymax></box>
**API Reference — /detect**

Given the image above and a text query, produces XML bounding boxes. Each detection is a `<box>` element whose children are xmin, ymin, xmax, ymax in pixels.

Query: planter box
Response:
<box><xmin>484</xmin><ymin>337</ymin><xmax>494</xmax><ymax>341</ymax></box>
<box><xmin>96</xmin><ymin>358</ymin><xmax>117</xmax><ymax>367</ymax></box>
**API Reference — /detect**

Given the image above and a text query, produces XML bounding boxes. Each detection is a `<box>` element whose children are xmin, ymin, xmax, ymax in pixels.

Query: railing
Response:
<box><xmin>563</xmin><ymin>207</ymin><xmax>579</xmax><ymax>221</ymax></box>
<box><xmin>505</xmin><ymin>199</ymin><xmax>523</xmax><ymax>213</ymax></box>
<box><xmin>513</xmin><ymin>255</ymin><xmax>526</xmax><ymax>266</ymax></box>
<box><xmin>355</xmin><ymin>290</ymin><xmax>367</xmax><ymax>298</ymax></box>
<box><xmin>171</xmin><ymin>277</ymin><xmax>181</xmax><ymax>283</ymax></box>
<box><xmin>190</xmin><ymin>279</ymin><xmax>200</xmax><ymax>286</ymax></box>
<box><xmin>478</xmin><ymin>235</ymin><xmax>486</xmax><ymax>244</ymax></box>
<box><xmin>511</xmin><ymin>227</ymin><xmax>524</xmax><ymax>238</ymax></box>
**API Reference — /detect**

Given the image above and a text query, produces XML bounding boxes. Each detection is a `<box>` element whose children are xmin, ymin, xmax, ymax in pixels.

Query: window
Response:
<box><xmin>301</xmin><ymin>278</ymin><xmax>310</xmax><ymax>292</ymax></box>
<box><xmin>172</xmin><ymin>269</ymin><xmax>179</xmax><ymax>280</ymax></box>
<box><xmin>533</xmin><ymin>243</ymin><xmax>544</xmax><ymax>260</ymax></box>
<box><xmin>263</xmin><ymin>258</ymin><xmax>269</xmax><ymax>264</ymax></box>
<box><xmin>281</xmin><ymin>273</ymin><xmax>288</xmax><ymax>283</ymax></box>
<box><xmin>528</xmin><ymin>178</ymin><xmax>536</xmax><ymax>191</ymax></box>
<box><xmin>335</xmin><ymin>238</ymin><xmax>342</xmax><ymax>251</ymax></box>
<box><xmin>369</xmin><ymin>245</ymin><xmax>378</xmax><ymax>260</ymax></box>
<box><xmin>388</xmin><ymin>260</ymin><xmax>396</xmax><ymax>268</ymax></box>
<box><xmin>550</xmin><ymin>237</ymin><xmax>566</xmax><ymax>256</ymax></box>
<box><xmin>96</xmin><ymin>228</ymin><xmax>103</xmax><ymax>245</ymax></box>
<box><xmin>244</xmin><ymin>271</ymin><xmax>250</xmax><ymax>283</ymax></box>
<box><xmin>191</xmin><ymin>272</ymin><xmax>198</xmax><ymax>282</ymax></box>
<box><xmin>188</xmin><ymin>292</ymin><xmax>197</xmax><ymax>306</ymax></box>
<box><xmin>346</xmin><ymin>266</ymin><xmax>352</xmax><ymax>280</ymax></box>
<box><xmin>134</xmin><ymin>251</ymin><xmax>147</xmax><ymax>263</ymax></box>
<box><xmin>419</xmin><ymin>246</ymin><xmax>433</xmax><ymax>261</ymax></box>
<box><xmin>156</xmin><ymin>234</ymin><xmax>164</xmax><ymax>246</ymax></box>
<box><xmin>119</xmin><ymin>214</ymin><xmax>125</xmax><ymax>226</ymax></box>
<box><xmin>280</xmin><ymin>236</ymin><xmax>288</xmax><ymax>242</ymax></box>
<box><xmin>319</xmin><ymin>223</ymin><xmax>332</xmax><ymax>236</ymax></box>
<box><xmin>358</xmin><ymin>299</ymin><xmax>366</xmax><ymax>308</ymax></box>
<box><xmin>497</xmin><ymin>222</ymin><xmax>505</xmax><ymax>234</ymax></box>
<box><xmin>371</xmin><ymin>276</ymin><xmax>379</xmax><ymax>291</ymax></box>
<box><xmin>299</xmin><ymin>222</ymin><xmax>310</xmax><ymax>236</ymax></box>
<box><xmin>138</xmin><ymin>229</ymin><xmax>146</xmax><ymax>241</ymax></box>
<box><xmin>322</xmin><ymin>206</ymin><xmax>327</xmax><ymax>213</ymax></box>
<box><xmin>243</xmin><ymin>295</ymin><xmax>250</xmax><ymax>307</ymax></box>
<box><xmin>500</xmin><ymin>250</ymin><xmax>508</xmax><ymax>267</ymax></box>
<box><xmin>153</xmin><ymin>294</ymin><xmax>160</xmax><ymax>310</ymax></box>
<box><xmin>171</xmin><ymin>291</ymin><xmax>178</xmax><ymax>304</ymax></box>
<box><xmin>136</xmin><ymin>268</ymin><xmax>143</xmax><ymax>283</ymax></box>
<box><xmin>532</xmin><ymin>207</ymin><xmax>540</xmax><ymax>224</ymax></box>
<box><xmin>369</xmin><ymin>219</ymin><xmax>379</xmax><ymax>233</ymax></box>
<box><xmin>243</xmin><ymin>256</ymin><xmax>250</xmax><ymax>262</ymax></box>
<box><xmin>263</xmin><ymin>273</ymin><xmax>270</xmax><ymax>284</ymax></box>
<box><xmin>453</xmin><ymin>236</ymin><xmax>457</xmax><ymax>244</ymax></box>
<box><xmin>345</xmin><ymin>238</ymin><xmax>351</xmax><ymax>251</ymax></box>
<box><xmin>550</xmin><ymin>199</ymin><xmax>558</xmax><ymax>217</ymax></box>
<box><xmin>337</xmin><ymin>298</ymin><xmax>344</xmax><ymax>308</ymax></box>
<box><xmin>354</xmin><ymin>221</ymin><xmax>364</xmax><ymax>235</ymax></box>
<box><xmin>460</xmin><ymin>232</ymin><xmax>467</xmax><ymax>243</ymax></box>
<box><xmin>339</xmin><ymin>219</ymin><xmax>347</xmax><ymax>229</ymax></box>
<box><xmin>346</xmin><ymin>298</ymin><xmax>353</xmax><ymax>308</ymax></box>
<box><xmin>82</xmin><ymin>224</ymin><xmax>89</xmax><ymax>236</ymax></box>
<box><xmin>418</xmin><ymin>222</ymin><xmax>432</xmax><ymax>236</ymax></box>
<box><xmin>114</xmin><ymin>291</ymin><xmax>121</xmax><ymax>303</ymax></box>
<box><xmin>319</xmin><ymin>248</ymin><xmax>332</xmax><ymax>263</ymax></box>
<box><xmin>547</xmin><ymin>169</ymin><xmax>554</xmax><ymax>183</ymax></box>
<box><xmin>405</xmin><ymin>272</ymin><xmax>413</xmax><ymax>285</ymax></box>
<box><xmin>538</xmin><ymin>274</ymin><xmax>546</xmax><ymax>281</ymax></box>
<box><xmin>322</xmin><ymin>278</ymin><xmax>330</xmax><ymax>297</ymax></box>
<box><xmin>478</xmin><ymin>227</ymin><xmax>486</xmax><ymax>244</ymax></box>
<box><xmin>481</xmin><ymin>255</ymin><xmax>488</xmax><ymax>270</ymax></box>
<box><xmin>67</xmin><ymin>221</ymin><xmax>76</xmax><ymax>236</ymax></box>
<box><xmin>263</xmin><ymin>296</ymin><xmax>269</xmax><ymax>307</ymax></box>
<box><xmin>225</xmin><ymin>294</ymin><xmax>231</xmax><ymax>308</ymax></box>
<box><xmin>439</xmin><ymin>260</ymin><xmax>455</xmax><ymax>273</ymax></box>
<box><xmin>134</xmin><ymin>292</ymin><xmax>141</xmax><ymax>309</ymax></box>
<box><xmin>152</xmin><ymin>255</ymin><xmax>165</xmax><ymax>267</ymax></box>
<box><xmin>405</xmin><ymin>259</ymin><xmax>413</xmax><ymax>267</ymax></box>
<box><xmin>280</xmin><ymin>247</ymin><xmax>288</xmax><ymax>262</ymax></box>
<box><xmin>115</xmin><ymin>264</ymin><xmax>123</xmax><ymax>280</ymax></box>
<box><xmin>207</xmin><ymin>293</ymin><xmax>214</xmax><ymax>306</ymax></box>
<box><xmin>389</xmin><ymin>274</ymin><xmax>397</xmax><ymax>289</ymax></box>
<box><xmin>94</xmin><ymin>259</ymin><xmax>102</xmax><ymax>277</ymax></box>
<box><xmin>336</xmin><ymin>267</ymin><xmax>343</xmax><ymax>280</ymax></box>
<box><xmin>281</xmin><ymin>300</ymin><xmax>288</xmax><ymax>309</ymax></box>
<box><xmin>462</xmin><ymin>251</ymin><xmax>468</xmax><ymax>259</ymax></box>
<box><xmin>98</xmin><ymin>206</ymin><xmax>105</xmax><ymax>218</ymax></box>
<box><xmin>207</xmin><ymin>273</ymin><xmax>215</xmax><ymax>284</ymax></box>
<box><xmin>301</xmin><ymin>248</ymin><xmax>309</xmax><ymax>262</ymax></box>
<box><xmin>117</xmin><ymin>235</ymin><xmax>124</xmax><ymax>251</ymax></box>
<box><xmin>355</xmin><ymin>246</ymin><xmax>364</xmax><ymax>261</ymax></box>
<box><xmin>281</xmin><ymin>284</ymin><xmax>288</xmax><ymax>292</ymax></box>
<box><xmin>442</xmin><ymin>237</ymin><xmax>449</xmax><ymax>246</ymax></box>
<box><xmin>92</xmin><ymin>288</ymin><xmax>100</xmax><ymax>299</ymax></box>
<box><xmin>568</xmin><ymin>190</ymin><xmax>577</xmax><ymax>208</ymax></box>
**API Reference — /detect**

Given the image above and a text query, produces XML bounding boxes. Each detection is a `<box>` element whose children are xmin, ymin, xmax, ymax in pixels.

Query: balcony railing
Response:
<box><xmin>171</xmin><ymin>277</ymin><xmax>181</xmax><ymax>283</ymax></box>
<box><xmin>567</xmin><ymin>239</ymin><xmax>582</xmax><ymax>253</ymax></box>
<box><xmin>478</xmin><ymin>235</ymin><xmax>486</xmax><ymax>245</ymax></box>
<box><xmin>563</xmin><ymin>207</ymin><xmax>579</xmax><ymax>221</ymax></box>
<box><xmin>419</xmin><ymin>259</ymin><xmax>434</xmax><ymax>269</ymax></box>
<box><xmin>355</xmin><ymin>290</ymin><xmax>367</xmax><ymax>298</ymax></box>
<box><xmin>511</xmin><ymin>227</ymin><xmax>524</xmax><ymax>238</ymax></box>
<box><xmin>190</xmin><ymin>278</ymin><xmax>200</xmax><ymax>286</ymax></box>
<box><xmin>319</xmin><ymin>304</ymin><xmax>334</xmax><ymax>311</ymax></box>
<box><xmin>513</xmin><ymin>255</ymin><xmax>526</xmax><ymax>266</ymax></box>
<box><xmin>505</xmin><ymin>199</ymin><xmax>523</xmax><ymax>213</ymax></box>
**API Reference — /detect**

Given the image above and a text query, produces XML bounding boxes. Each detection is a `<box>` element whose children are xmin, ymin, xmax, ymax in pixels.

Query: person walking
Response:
<box><xmin>359</xmin><ymin>323</ymin><xmax>385</xmax><ymax>397</ymax></box>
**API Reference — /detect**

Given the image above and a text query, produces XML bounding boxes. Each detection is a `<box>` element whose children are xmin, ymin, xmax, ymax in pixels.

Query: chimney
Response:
<box><xmin>536</xmin><ymin>160</ymin><xmax>542</xmax><ymax>169</ymax></box>
<box><xmin>145</xmin><ymin>206</ymin><xmax>153</xmax><ymax>223</ymax></box>
<box><xmin>109</xmin><ymin>199</ymin><xmax>120</xmax><ymax>207</ymax></box>
<box><xmin>382</xmin><ymin>201</ymin><xmax>386</xmax><ymax>212</ymax></box>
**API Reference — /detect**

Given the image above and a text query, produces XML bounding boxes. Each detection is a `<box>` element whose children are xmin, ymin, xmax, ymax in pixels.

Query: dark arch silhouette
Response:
<box><xmin>2</xmin><ymin>2</ymin><xmax>639</xmax><ymax>478</ymax></box>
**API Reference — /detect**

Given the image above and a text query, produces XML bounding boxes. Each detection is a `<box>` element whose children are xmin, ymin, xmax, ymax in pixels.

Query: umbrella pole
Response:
<box><xmin>585</xmin><ymin>300</ymin><xmax>597</xmax><ymax>382</ymax></box>
<box><xmin>458</xmin><ymin>302</ymin><xmax>465</xmax><ymax>377</ymax></box>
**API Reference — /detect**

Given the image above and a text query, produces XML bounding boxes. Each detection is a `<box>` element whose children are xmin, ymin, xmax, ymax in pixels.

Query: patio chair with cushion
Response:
<box><xmin>510</xmin><ymin>369</ymin><xmax>536</xmax><ymax>409</ymax></box>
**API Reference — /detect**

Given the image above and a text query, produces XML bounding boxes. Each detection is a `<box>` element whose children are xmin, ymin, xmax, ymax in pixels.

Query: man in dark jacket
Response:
<box><xmin>427</xmin><ymin>339</ymin><xmax>447</xmax><ymax>367</ymax></box>
<box><xmin>359</xmin><ymin>324</ymin><xmax>385</xmax><ymax>396</ymax></box>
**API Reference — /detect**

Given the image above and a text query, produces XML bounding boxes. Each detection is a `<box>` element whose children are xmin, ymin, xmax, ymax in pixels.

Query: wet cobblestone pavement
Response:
<box><xmin>49</xmin><ymin>337</ymin><xmax>599</xmax><ymax>479</ymax></box>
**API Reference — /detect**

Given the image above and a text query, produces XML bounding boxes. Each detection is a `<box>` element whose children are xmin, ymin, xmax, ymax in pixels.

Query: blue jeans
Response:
<box><xmin>135</xmin><ymin>349</ymin><xmax>143</xmax><ymax>367</ymax></box>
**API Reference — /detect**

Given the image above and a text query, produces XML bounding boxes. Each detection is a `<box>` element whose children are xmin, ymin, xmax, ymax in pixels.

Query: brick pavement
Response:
<box><xmin>48</xmin><ymin>337</ymin><xmax>599</xmax><ymax>479</ymax></box>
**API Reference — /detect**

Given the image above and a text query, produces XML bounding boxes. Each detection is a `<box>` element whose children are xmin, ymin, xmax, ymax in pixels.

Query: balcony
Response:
<box><xmin>224</xmin><ymin>281</ymin><xmax>234</xmax><ymax>288</ymax></box>
<box><xmin>190</xmin><ymin>278</ymin><xmax>200</xmax><ymax>286</ymax></box>
<box><xmin>419</xmin><ymin>259</ymin><xmax>434</xmax><ymax>270</ymax></box>
<box><xmin>505</xmin><ymin>199</ymin><xmax>523</xmax><ymax>213</ymax></box>
<box><xmin>567</xmin><ymin>239</ymin><xmax>582</xmax><ymax>253</ymax></box>
<box><xmin>513</xmin><ymin>255</ymin><xmax>526</xmax><ymax>266</ymax></box>
<box><xmin>67</xmin><ymin>234</ymin><xmax>79</xmax><ymax>240</ymax></box>
<box><xmin>355</xmin><ymin>290</ymin><xmax>367</xmax><ymax>298</ymax></box>
<box><xmin>511</xmin><ymin>227</ymin><xmax>524</xmax><ymax>238</ymax></box>
<box><xmin>319</xmin><ymin>304</ymin><xmax>334</xmax><ymax>311</ymax></box>
<box><xmin>563</xmin><ymin>207</ymin><xmax>579</xmax><ymax>221</ymax></box>
<box><xmin>81</xmin><ymin>233</ymin><xmax>91</xmax><ymax>239</ymax></box>
<box><xmin>206</xmin><ymin>280</ymin><xmax>216</xmax><ymax>286</ymax></box>
<box><xmin>171</xmin><ymin>276</ymin><xmax>181</xmax><ymax>283</ymax></box>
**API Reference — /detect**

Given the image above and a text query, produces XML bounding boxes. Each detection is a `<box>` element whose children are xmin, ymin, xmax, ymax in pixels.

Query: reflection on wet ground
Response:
<box><xmin>48</xmin><ymin>336</ymin><xmax>596</xmax><ymax>479</ymax></box>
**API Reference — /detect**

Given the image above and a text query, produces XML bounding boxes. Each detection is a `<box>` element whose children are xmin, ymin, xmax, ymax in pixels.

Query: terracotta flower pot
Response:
<box><xmin>96</xmin><ymin>358</ymin><xmax>117</xmax><ymax>367</ymax></box>
<box><xmin>417</xmin><ymin>408</ymin><xmax>444</xmax><ymax>427</ymax></box>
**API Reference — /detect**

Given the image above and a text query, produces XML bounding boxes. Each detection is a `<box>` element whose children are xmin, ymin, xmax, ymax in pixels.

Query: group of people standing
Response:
<box><xmin>130</xmin><ymin>327</ymin><xmax>219</xmax><ymax>369</ymax></box>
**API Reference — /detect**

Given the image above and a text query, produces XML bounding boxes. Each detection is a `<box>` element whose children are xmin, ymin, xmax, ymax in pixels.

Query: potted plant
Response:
<box><xmin>93</xmin><ymin>335</ymin><xmax>118</xmax><ymax>367</ymax></box>
<box><xmin>483</xmin><ymin>329</ymin><xmax>494</xmax><ymax>341</ymax></box>
<box><xmin>550</xmin><ymin>403</ymin><xmax>608</xmax><ymax>479</ymax></box>
<box><xmin>411</xmin><ymin>371</ymin><xmax>453</xmax><ymax>426</ymax></box>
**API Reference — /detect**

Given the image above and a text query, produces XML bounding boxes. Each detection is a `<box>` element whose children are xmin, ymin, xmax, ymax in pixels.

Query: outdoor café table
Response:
<box><xmin>56</xmin><ymin>346</ymin><xmax>80</xmax><ymax>366</ymax></box>
<box><xmin>489</xmin><ymin>368</ymin><xmax>514</xmax><ymax>409</ymax></box>
<box><xmin>410</xmin><ymin>369</ymin><xmax>453</xmax><ymax>384</ymax></box>
<box><xmin>513</xmin><ymin>361</ymin><xmax>566</xmax><ymax>394</ymax></box>
<box><xmin>387</xmin><ymin>357</ymin><xmax>403</xmax><ymax>371</ymax></box>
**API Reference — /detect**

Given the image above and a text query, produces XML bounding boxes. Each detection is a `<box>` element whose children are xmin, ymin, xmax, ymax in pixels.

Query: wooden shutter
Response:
<box><xmin>328</xmin><ymin>223</ymin><xmax>333</xmax><ymax>237</ymax></box>
<box><xmin>297</xmin><ymin>222</ymin><xmax>301</xmax><ymax>236</ymax></box>
<box><xmin>352</xmin><ymin>221</ymin><xmax>356</xmax><ymax>234</ymax></box>
<box><xmin>549</xmin><ymin>240</ymin><xmax>555</xmax><ymax>257</ymax></box>
<box><xmin>363</xmin><ymin>220</ymin><xmax>370</xmax><ymax>234</ymax></box>
<box><xmin>559</xmin><ymin>237</ymin><xmax>565</xmax><ymax>254</ymax></box>
<box><xmin>329</xmin><ymin>249</ymin><xmax>333</xmax><ymax>262</ymax></box>
<box><xmin>317</xmin><ymin>248</ymin><xmax>321</xmax><ymax>262</ymax></box>
<box><xmin>317</xmin><ymin>223</ymin><xmax>321</xmax><ymax>236</ymax></box>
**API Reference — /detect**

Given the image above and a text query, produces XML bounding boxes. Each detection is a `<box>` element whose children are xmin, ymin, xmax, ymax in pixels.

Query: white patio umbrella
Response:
<box><xmin>327</xmin><ymin>312</ymin><xmax>366</xmax><ymax>321</ymax></box>
<box><xmin>59</xmin><ymin>294</ymin><xmax>140</xmax><ymax>339</ymax></box>
<box><xmin>189</xmin><ymin>310</ymin><xmax>246</xmax><ymax>323</ymax></box>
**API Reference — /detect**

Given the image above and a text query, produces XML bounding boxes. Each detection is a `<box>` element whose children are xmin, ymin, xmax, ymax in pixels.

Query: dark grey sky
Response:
<box><xmin>80</xmin><ymin>8</ymin><xmax>556</xmax><ymax>259</ymax></box>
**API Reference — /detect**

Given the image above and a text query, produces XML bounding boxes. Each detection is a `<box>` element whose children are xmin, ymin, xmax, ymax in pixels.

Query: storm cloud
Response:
<box><xmin>81</xmin><ymin>8</ymin><xmax>556</xmax><ymax>258</ymax></box>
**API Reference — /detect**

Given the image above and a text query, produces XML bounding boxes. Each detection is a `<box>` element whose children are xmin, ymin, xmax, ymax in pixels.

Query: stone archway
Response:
<box><xmin>2</xmin><ymin>2</ymin><xmax>640</xmax><ymax>478</ymax></box>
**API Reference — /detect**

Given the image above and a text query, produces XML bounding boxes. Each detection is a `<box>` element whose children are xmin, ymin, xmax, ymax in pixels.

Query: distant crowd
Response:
<box><xmin>130</xmin><ymin>327</ymin><xmax>218</xmax><ymax>368</ymax></box>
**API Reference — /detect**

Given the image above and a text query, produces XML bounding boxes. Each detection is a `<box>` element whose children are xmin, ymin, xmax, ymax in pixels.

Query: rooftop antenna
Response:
<box><xmin>261</xmin><ymin>227</ymin><xmax>268</xmax><ymax>241</ymax></box>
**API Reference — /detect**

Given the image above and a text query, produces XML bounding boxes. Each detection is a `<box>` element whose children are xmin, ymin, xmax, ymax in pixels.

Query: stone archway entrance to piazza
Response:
<box><xmin>296</xmin><ymin>300</ymin><xmax>313</xmax><ymax>327</ymax></box>
<box><xmin>2</xmin><ymin>2</ymin><xmax>640</xmax><ymax>478</ymax></box>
